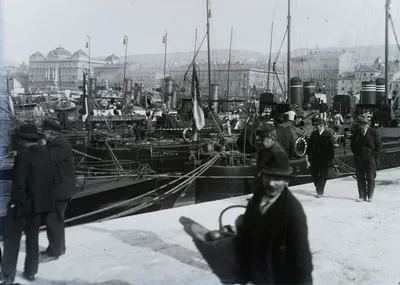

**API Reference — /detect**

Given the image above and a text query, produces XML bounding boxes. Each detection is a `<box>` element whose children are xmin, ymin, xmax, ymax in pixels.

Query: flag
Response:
<box><xmin>80</xmin><ymin>72</ymin><xmax>89</xmax><ymax>122</ymax></box>
<box><xmin>192</xmin><ymin>65</ymin><xmax>205</xmax><ymax>131</ymax></box>
<box><xmin>162</xmin><ymin>33</ymin><xmax>167</xmax><ymax>44</ymax></box>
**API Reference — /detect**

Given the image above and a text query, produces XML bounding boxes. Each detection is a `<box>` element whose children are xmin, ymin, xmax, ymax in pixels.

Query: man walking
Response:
<box><xmin>274</xmin><ymin>113</ymin><xmax>295</xmax><ymax>158</ymax></box>
<box><xmin>235</xmin><ymin>151</ymin><xmax>313</xmax><ymax>285</ymax></box>
<box><xmin>351</xmin><ymin>116</ymin><xmax>382</xmax><ymax>202</ymax></box>
<box><xmin>40</xmin><ymin>119</ymin><xmax>76</xmax><ymax>262</ymax></box>
<box><xmin>305</xmin><ymin>117</ymin><xmax>335</xmax><ymax>198</ymax></box>
<box><xmin>1</xmin><ymin>124</ymin><xmax>55</xmax><ymax>283</ymax></box>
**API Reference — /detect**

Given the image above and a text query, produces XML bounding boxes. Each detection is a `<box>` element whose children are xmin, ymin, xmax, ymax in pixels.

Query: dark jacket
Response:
<box><xmin>275</xmin><ymin>125</ymin><xmax>295</xmax><ymax>158</ymax></box>
<box><xmin>47</xmin><ymin>135</ymin><xmax>76</xmax><ymax>201</ymax></box>
<box><xmin>306</xmin><ymin>129</ymin><xmax>335</xmax><ymax>168</ymax></box>
<box><xmin>11</xmin><ymin>145</ymin><xmax>55</xmax><ymax>218</ymax></box>
<box><xmin>236</xmin><ymin>187</ymin><xmax>313</xmax><ymax>285</ymax></box>
<box><xmin>350</xmin><ymin>127</ymin><xmax>382</xmax><ymax>167</ymax></box>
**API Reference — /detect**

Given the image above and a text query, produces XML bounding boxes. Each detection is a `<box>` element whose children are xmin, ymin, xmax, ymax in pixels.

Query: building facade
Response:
<box><xmin>169</xmin><ymin>63</ymin><xmax>284</xmax><ymax>98</ymax></box>
<box><xmin>291</xmin><ymin>51</ymin><xmax>356</xmax><ymax>98</ymax></box>
<box><xmin>337</xmin><ymin>65</ymin><xmax>382</xmax><ymax>95</ymax></box>
<box><xmin>28</xmin><ymin>46</ymin><xmax>104</xmax><ymax>91</ymax></box>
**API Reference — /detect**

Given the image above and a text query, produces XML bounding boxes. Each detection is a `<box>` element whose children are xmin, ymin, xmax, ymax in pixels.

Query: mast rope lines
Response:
<box><xmin>47</xmin><ymin>154</ymin><xmax>221</xmax><ymax>225</ymax></box>
<box><xmin>71</xmin><ymin>148</ymin><xmax>102</xmax><ymax>161</ymax></box>
<box><xmin>389</xmin><ymin>12</ymin><xmax>400</xmax><ymax>53</ymax></box>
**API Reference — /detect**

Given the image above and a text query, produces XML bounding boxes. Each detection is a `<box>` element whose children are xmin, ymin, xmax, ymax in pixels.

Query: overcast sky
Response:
<box><xmin>2</xmin><ymin>0</ymin><xmax>400</xmax><ymax>63</ymax></box>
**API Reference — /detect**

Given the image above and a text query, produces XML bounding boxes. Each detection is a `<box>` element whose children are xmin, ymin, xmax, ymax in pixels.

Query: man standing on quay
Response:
<box><xmin>351</xmin><ymin>116</ymin><xmax>382</xmax><ymax>202</ymax></box>
<box><xmin>305</xmin><ymin>117</ymin><xmax>335</xmax><ymax>198</ymax></box>
<box><xmin>40</xmin><ymin>119</ymin><xmax>76</xmax><ymax>262</ymax></box>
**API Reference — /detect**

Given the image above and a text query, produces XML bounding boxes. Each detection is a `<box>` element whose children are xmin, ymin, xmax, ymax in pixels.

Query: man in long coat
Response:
<box><xmin>40</xmin><ymin>119</ymin><xmax>76</xmax><ymax>262</ymax></box>
<box><xmin>235</xmin><ymin>150</ymin><xmax>313</xmax><ymax>285</ymax></box>
<box><xmin>1</xmin><ymin>124</ymin><xmax>55</xmax><ymax>283</ymax></box>
<box><xmin>351</xmin><ymin>116</ymin><xmax>382</xmax><ymax>202</ymax></box>
<box><xmin>274</xmin><ymin>113</ymin><xmax>295</xmax><ymax>158</ymax></box>
<box><xmin>305</xmin><ymin>117</ymin><xmax>335</xmax><ymax>198</ymax></box>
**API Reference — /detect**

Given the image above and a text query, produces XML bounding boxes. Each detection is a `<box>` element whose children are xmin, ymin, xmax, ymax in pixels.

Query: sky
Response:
<box><xmin>2</xmin><ymin>0</ymin><xmax>400</xmax><ymax>63</ymax></box>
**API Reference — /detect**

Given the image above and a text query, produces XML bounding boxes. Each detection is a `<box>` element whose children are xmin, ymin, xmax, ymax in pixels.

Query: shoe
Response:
<box><xmin>367</xmin><ymin>198</ymin><xmax>372</xmax><ymax>202</ymax></box>
<box><xmin>316</xmin><ymin>194</ymin><xmax>321</xmax><ymax>198</ymax></box>
<box><xmin>356</xmin><ymin>198</ymin><xmax>364</xmax><ymax>202</ymax></box>
<box><xmin>22</xmin><ymin>272</ymin><xmax>35</xmax><ymax>282</ymax></box>
<box><xmin>0</xmin><ymin>273</ymin><xmax>15</xmax><ymax>284</ymax></box>
<box><xmin>39</xmin><ymin>253</ymin><xmax>59</xmax><ymax>263</ymax></box>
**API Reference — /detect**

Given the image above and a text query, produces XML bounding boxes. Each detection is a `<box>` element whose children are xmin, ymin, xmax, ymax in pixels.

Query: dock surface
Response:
<box><xmin>4</xmin><ymin>167</ymin><xmax>400</xmax><ymax>285</ymax></box>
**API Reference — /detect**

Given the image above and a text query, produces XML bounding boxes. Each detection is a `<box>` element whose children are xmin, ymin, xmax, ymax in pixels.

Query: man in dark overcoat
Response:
<box><xmin>351</xmin><ymin>116</ymin><xmax>382</xmax><ymax>202</ymax></box>
<box><xmin>0</xmin><ymin>124</ymin><xmax>55</xmax><ymax>283</ymax></box>
<box><xmin>235</xmin><ymin>151</ymin><xmax>313</xmax><ymax>285</ymax></box>
<box><xmin>305</xmin><ymin>117</ymin><xmax>335</xmax><ymax>198</ymax></box>
<box><xmin>274</xmin><ymin>113</ymin><xmax>295</xmax><ymax>158</ymax></box>
<box><xmin>40</xmin><ymin>119</ymin><xmax>76</xmax><ymax>262</ymax></box>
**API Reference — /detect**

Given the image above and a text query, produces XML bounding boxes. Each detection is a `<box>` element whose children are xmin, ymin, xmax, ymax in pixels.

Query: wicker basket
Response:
<box><xmin>193</xmin><ymin>205</ymin><xmax>247</xmax><ymax>284</ymax></box>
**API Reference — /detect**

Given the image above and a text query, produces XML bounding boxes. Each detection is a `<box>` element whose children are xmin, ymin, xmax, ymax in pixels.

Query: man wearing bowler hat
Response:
<box><xmin>274</xmin><ymin>113</ymin><xmax>295</xmax><ymax>158</ymax></box>
<box><xmin>40</xmin><ymin>119</ymin><xmax>76</xmax><ymax>262</ymax></box>
<box><xmin>305</xmin><ymin>117</ymin><xmax>335</xmax><ymax>198</ymax></box>
<box><xmin>256</xmin><ymin>124</ymin><xmax>288</xmax><ymax>170</ymax></box>
<box><xmin>1</xmin><ymin>124</ymin><xmax>55</xmax><ymax>283</ymax></box>
<box><xmin>351</xmin><ymin>115</ymin><xmax>382</xmax><ymax>202</ymax></box>
<box><xmin>235</xmin><ymin>150</ymin><xmax>313</xmax><ymax>285</ymax></box>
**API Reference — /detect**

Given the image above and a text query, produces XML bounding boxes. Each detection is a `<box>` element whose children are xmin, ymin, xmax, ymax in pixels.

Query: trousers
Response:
<box><xmin>44</xmin><ymin>199</ymin><xmax>69</xmax><ymax>256</ymax></box>
<box><xmin>355</xmin><ymin>158</ymin><xmax>376</xmax><ymax>200</ymax></box>
<box><xmin>1</xmin><ymin>206</ymin><xmax>41</xmax><ymax>278</ymax></box>
<box><xmin>310</xmin><ymin>165</ymin><xmax>329</xmax><ymax>195</ymax></box>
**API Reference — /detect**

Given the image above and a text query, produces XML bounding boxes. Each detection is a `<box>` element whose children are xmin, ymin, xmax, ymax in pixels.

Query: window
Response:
<box><xmin>364</xmin><ymin>73</ymin><xmax>366</xmax><ymax>76</ymax></box>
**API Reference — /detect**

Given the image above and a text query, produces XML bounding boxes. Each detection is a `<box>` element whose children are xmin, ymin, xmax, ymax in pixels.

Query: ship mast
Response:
<box><xmin>227</xmin><ymin>27</ymin><xmax>233</xmax><ymax>98</ymax></box>
<box><xmin>287</xmin><ymin>0</ymin><xmax>291</xmax><ymax>103</ymax></box>
<box><xmin>206</xmin><ymin>0</ymin><xmax>212</xmax><ymax>106</ymax></box>
<box><xmin>385</xmin><ymin>0</ymin><xmax>390</xmax><ymax>106</ymax></box>
<box><xmin>267</xmin><ymin>22</ymin><xmax>274</xmax><ymax>91</ymax></box>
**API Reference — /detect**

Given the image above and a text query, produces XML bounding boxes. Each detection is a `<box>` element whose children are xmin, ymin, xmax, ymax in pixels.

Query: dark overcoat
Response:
<box><xmin>235</xmin><ymin>187</ymin><xmax>313</xmax><ymax>285</ymax></box>
<box><xmin>350</xmin><ymin>127</ymin><xmax>382</xmax><ymax>168</ymax></box>
<box><xmin>306</xmin><ymin>129</ymin><xmax>335</xmax><ymax>168</ymax></box>
<box><xmin>275</xmin><ymin>125</ymin><xmax>295</xmax><ymax>158</ymax></box>
<box><xmin>47</xmin><ymin>135</ymin><xmax>76</xmax><ymax>201</ymax></box>
<box><xmin>10</xmin><ymin>145</ymin><xmax>55</xmax><ymax>218</ymax></box>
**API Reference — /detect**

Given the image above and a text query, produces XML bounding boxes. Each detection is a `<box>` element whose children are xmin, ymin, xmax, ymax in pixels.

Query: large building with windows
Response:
<box><xmin>291</xmin><ymin>51</ymin><xmax>356</xmax><ymax>97</ymax></box>
<box><xmin>169</xmin><ymin>63</ymin><xmax>284</xmax><ymax>98</ymax></box>
<box><xmin>28</xmin><ymin>46</ymin><xmax>105</xmax><ymax>91</ymax></box>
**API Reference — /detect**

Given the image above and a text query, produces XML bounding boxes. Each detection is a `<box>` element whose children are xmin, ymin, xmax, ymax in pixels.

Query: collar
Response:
<box><xmin>259</xmin><ymin>192</ymin><xmax>282</xmax><ymax>214</ymax></box>
<box><xmin>319</xmin><ymin>129</ymin><xmax>325</xmax><ymax>135</ymax></box>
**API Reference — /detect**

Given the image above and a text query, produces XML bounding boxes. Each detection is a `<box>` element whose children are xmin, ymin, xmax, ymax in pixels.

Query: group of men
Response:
<box><xmin>232</xmin><ymin>112</ymin><xmax>382</xmax><ymax>284</ymax></box>
<box><xmin>0</xmin><ymin>119</ymin><xmax>76</xmax><ymax>284</ymax></box>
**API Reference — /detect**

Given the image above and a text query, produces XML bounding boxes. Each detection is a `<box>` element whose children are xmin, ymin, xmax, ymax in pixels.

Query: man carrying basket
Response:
<box><xmin>235</xmin><ymin>151</ymin><xmax>313</xmax><ymax>285</ymax></box>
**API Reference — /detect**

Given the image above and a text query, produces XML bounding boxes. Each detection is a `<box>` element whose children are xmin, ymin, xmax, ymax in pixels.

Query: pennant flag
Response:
<box><xmin>191</xmin><ymin>65</ymin><xmax>205</xmax><ymax>131</ymax></box>
<box><xmin>80</xmin><ymin>72</ymin><xmax>89</xmax><ymax>122</ymax></box>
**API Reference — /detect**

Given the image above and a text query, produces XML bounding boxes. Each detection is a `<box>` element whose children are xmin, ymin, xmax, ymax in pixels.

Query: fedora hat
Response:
<box><xmin>356</xmin><ymin>116</ymin><xmax>368</xmax><ymax>124</ymax></box>
<box><xmin>42</xmin><ymin>119</ymin><xmax>62</xmax><ymax>132</ymax></box>
<box><xmin>256</xmin><ymin>125</ymin><xmax>276</xmax><ymax>139</ymax></box>
<box><xmin>17</xmin><ymin>124</ymin><xmax>44</xmax><ymax>141</ymax></box>
<box><xmin>312</xmin><ymin>117</ymin><xmax>325</xmax><ymax>125</ymax></box>
<box><xmin>259</xmin><ymin>151</ymin><xmax>293</xmax><ymax>179</ymax></box>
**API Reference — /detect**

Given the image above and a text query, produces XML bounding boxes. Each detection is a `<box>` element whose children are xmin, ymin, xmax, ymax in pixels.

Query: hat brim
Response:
<box><xmin>259</xmin><ymin>169</ymin><xmax>294</xmax><ymax>180</ymax></box>
<box><xmin>17</xmin><ymin>132</ymin><xmax>44</xmax><ymax>141</ymax></box>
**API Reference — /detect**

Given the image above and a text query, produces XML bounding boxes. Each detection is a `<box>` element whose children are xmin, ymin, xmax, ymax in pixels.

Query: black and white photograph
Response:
<box><xmin>0</xmin><ymin>0</ymin><xmax>400</xmax><ymax>284</ymax></box>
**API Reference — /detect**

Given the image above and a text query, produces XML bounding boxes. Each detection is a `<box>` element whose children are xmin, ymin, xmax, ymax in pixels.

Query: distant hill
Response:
<box><xmin>93</xmin><ymin>45</ymin><xmax>400</xmax><ymax>67</ymax></box>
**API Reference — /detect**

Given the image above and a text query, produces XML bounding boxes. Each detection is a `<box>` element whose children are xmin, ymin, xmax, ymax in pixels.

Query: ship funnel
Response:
<box><xmin>289</xmin><ymin>77</ymin><xmax>303</xmax><ymax>106</ymax></box>
<box><xmin>360</xmin><ymin>81</ymin><xmax>376</xmax><ymax>105</ymax></box>
<box><xmin>302</xmin><ymin>81</ymin><xmax>315</xmax><ymax>106</ymax></box>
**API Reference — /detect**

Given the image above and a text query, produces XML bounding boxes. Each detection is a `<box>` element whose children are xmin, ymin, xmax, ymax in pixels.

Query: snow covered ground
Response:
<box><xmin>7</xmin><ymin>167</ymin><xmax>400</xmax><ymax>285</ymax></box>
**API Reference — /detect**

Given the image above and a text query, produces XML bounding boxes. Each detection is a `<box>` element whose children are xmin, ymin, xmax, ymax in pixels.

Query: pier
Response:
<box><xmin>5</xmin><ymin>167</ymin><xmax>400</xmax><ymax>285</ymax></box>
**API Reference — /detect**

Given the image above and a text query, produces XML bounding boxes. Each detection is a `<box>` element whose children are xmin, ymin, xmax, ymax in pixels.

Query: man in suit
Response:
<box><xmin>351</xmin><ymin>116</ymin><xmax>382</xmax><ymax>202</ymax></box>
<box><xmin>235</xmin><ymin>151</ymin><xmax>313</xmax><ymax>285</ymax></box>
<box><xmin>1</xmin><ymin>124</ymin><xmax>55</xmax><ymax>283</ymax></box>
<box><xmin>40</xmin><ymin>119</ymin><xmax>76</xmax><ymax>262</ymax></box>
<box><xmin>274</xmin><ymin>113</ymin><xmax>295</xmax><ymax>158</ymax></box>
<box><xmin>305</xmin><ymin>117</ymin><xmax>335</xmax><ymax>198</ymax></box>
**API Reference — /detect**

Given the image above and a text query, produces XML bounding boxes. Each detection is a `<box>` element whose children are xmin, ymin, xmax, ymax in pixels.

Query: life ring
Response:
<box><xmin>294</xmin><ymin>137</ymin><xmax>307</xmax><ymax>157</ymax></box>
<box><xmin>182</xmin><ymin>128</ymin><xmax>193</xmax><ymax>143</ymax></box>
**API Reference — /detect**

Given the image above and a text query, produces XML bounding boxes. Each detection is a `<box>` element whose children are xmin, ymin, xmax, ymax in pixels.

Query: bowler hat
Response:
<box><xmin>256</xmin><ymin>125</ymin><xmax>276</xmax><ymax>139</ymax></box>
<box><xmin>312</xmin><ymin>117</ymin><xmax>325</xmax><ymax>125</ymax></box>
<box><xmin>259</xmin><ymin>151</ymin><xmax>293</xmax><ymax>179</ymax></box>
<box><xmin>17</xmin><ymin>124</ymin><xmax>44</xmax><ymax>141</ymax></box>
<box><xmin>42</xmin><ymin>119</ymin><xmax>62</xmax><ymax>132</ymax></box>
<box><xmin>356</xmin><ymin>116</ymin><xmax>368</xmax><ymax>124</ymax></box>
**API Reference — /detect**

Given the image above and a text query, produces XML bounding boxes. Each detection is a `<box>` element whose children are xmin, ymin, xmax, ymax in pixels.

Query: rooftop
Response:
<box><xmin>291</xmin><ymin>51</ymin><xmax>350</xmax><ymax>61</ymax></box>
